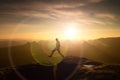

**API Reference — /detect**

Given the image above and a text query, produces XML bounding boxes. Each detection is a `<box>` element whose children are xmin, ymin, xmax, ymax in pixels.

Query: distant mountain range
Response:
<box><xmin>0</xmin><ymin>37</ymin><xmax>120</xmax><ymax>69</ymax></box>
<box><xmin>0</xmin><ymin>40</ymin><xmax>28</xmax><ymax>48</ymax></box>
<box><xmin>82</xmin><ymin>37</ymin><xmax>120</xmax><ymax>64</ymax></box>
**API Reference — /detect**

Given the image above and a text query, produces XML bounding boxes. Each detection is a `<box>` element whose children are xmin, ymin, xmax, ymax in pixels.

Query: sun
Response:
<box><xmin>65</xmin><ymin>27</ymin><xmax>77</xmax><ymax>38</ymax></box>
<box><xmin>64</xmin><ymin>22</ymin><xmax>79</xmax><ymax>40</ymax></box>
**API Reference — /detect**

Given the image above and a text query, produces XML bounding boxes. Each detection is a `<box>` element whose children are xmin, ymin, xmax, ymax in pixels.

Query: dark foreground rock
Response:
<box><xmin>0</xmin><ymin>56</ymin><xmax>120</xmax><ymax>80</ymax></box>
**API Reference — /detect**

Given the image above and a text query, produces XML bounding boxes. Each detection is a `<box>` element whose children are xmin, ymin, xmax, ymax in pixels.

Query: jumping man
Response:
<box><xmin>49</xmin><ymin>38</ymin><xmax>64</xmax><ymax>58</ymax></box>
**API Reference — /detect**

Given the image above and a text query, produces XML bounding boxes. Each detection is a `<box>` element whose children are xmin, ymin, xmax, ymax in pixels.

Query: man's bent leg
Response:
<box><xmin>57</xmin><ymin>49</ymin><xmax>64</xmax><ymax>58</ymax></box>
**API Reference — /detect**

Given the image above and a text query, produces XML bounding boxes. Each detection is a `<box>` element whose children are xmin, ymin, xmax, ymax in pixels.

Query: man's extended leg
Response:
<box><xmin>49</xmin><ymin>49</ymin><xmax>56</xmax><ymax>57</ymax></box>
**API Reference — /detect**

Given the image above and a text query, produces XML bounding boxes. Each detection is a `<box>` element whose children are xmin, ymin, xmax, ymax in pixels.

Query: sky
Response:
<box><xmin>0</xmin><ymin>0</ymin><xmax>120</xmax><ymax>40</ymax></box>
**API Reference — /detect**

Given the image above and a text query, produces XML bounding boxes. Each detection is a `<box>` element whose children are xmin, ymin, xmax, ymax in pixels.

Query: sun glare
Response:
<box><xmin>65</xmin><ymin>27</ymin><xmax>76</xmax><ymax>38</ymax></box>
<box><xmin>64</xmin><ymin>22</ymin><xmax>79</xmax><ymax>40</ymax></box>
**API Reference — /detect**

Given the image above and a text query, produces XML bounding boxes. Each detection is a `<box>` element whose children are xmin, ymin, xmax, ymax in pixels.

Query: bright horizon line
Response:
<box><xmin>0</xmin><ymin>36</ymin><xmax>120</xmax><ymax>41</ymax></box>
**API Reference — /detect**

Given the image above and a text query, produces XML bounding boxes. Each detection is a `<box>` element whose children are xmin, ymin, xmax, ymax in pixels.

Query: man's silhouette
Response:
<box><xmin>49</xmin><ymin>38</ymin><xmax>64</xmax><ymax>58</ymax></box>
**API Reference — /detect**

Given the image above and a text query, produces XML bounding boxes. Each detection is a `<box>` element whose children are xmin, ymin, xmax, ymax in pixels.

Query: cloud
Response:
<box><xmin>0</xmin><ymin>0</ymin><xmax>120</xmax><ymax>26</ymax></box>
<box><xmin>89</xmin><ymin>0</ymin><xmax>103</xmax><ymax>3</ymax></box>
<box><xmin>95</xmin><ymin>13</ymin><xmax>116</xmax><ymax>20</ymax></box>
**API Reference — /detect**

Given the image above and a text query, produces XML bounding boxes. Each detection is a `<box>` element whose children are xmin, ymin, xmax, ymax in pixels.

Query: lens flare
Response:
<box><xmin>31</xmin><ymin>41</ymin><xmax>68</xmax><ymax>66</ymax></box>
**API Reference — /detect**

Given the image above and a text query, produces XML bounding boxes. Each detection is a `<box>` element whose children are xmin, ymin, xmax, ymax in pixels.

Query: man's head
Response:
<box><xmin>56</xmin><ymin>38</ymin><xmax>58</xmax><ymax>41</ymax></box>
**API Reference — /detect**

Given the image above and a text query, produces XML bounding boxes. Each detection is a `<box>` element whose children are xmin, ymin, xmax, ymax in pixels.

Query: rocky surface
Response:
<box><xmin>0</xmin><ymin>56</ymin><xmax>120</xmax><ymax>80</ymax></box>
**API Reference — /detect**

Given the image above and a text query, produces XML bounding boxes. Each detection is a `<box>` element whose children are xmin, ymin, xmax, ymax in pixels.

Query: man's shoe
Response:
<box><xmin>48</xmin><ymin>55</ymin><xmax>52</xmax><ymax>57</ymax></box>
